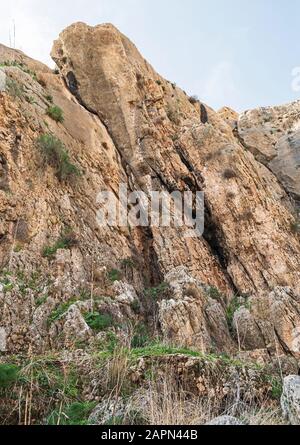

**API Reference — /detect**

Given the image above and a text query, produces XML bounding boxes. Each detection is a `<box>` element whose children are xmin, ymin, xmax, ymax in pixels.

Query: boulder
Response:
<box><xmin>206</xmin><ymin>415</ymin><xmax>244</xmax><ymax>426</ymax></box>
<box><xmin>281</xmin><ymin>375</ymin><xmax>300</xmax><ymax>425</ymax></box>
<box><xmin>88</xmin><ymin>398</ymin><xmax>128</xmax><ymax>425</ymax></box>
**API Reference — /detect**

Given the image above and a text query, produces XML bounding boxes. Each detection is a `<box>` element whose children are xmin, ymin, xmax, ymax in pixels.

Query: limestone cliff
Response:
<box><xmin>0</xmin><ymin>23</ymin><xmax>300</xmax><ymax>362</ymax></box>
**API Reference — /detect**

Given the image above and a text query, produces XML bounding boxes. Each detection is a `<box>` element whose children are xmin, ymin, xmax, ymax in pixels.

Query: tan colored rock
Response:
<box><xmin>51</xmin><ymin>22</ymin><xmax>300</xmax><ymax>298</ymax></box>
<box><xmin>218</xmin><ymin>106</ymin><xmax>238</xmax><ymax>130</ymax></box>
<box><xmin>159</xmin><ymin>267</ymin><xmax>234</xmax><ymax>353</ymax></box>
<box><xmin>238</xmin><ymin>101</ymin><xmax>300</xmax><ymax>200</ymax></box>
<box><xmin>235</xmin><ymin>287</ymin><xmax>300</xmax><ymax>357</ymax></box>
<box><xmin>0</xmin><ymin>22</ymin><xmax>300</xmax><ymax>358</ymax></box>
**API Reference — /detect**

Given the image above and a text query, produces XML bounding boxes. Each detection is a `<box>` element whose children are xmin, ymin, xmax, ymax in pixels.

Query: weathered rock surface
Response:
<box><xmin>159</xmin><ymin>267</ymin><xmax>234</xmax><ymax>353</ymax></box>
<box><xmin>281</xmin><ymin>375</ymin><xmax>300</xmax><ymax>425</ymax></box>
<box><xmin>0</xmin><ymin>69</ymin><xmax>6</xmax><ymax>92</ymax></box>
<box><xmin>233</xmin><ymin>287</ymin><xmax>300</xmax><ymax>357</ymax></box>
<box><xmin>206</xmin><ymin>415</ymin><xmax>244</xmax><ymax>426</ymax></box>
<box><xmin>0</xmin><ymin>23</ymin><xmax>300</xmax><ymax>358</ymax></box>
<box><xmin>89</xmin><ymin>398</ymin><xmax>128</xmax><ymax>425</ymax></box>
<box><xmin>51</xmin><ymin>22</ymin><xmax>300</xmax><ymax>297</ymax></box>
<box><xmin>238</xmin><ymin>101</ymin><xmax>300</xmax><ymax>201</ymax></box>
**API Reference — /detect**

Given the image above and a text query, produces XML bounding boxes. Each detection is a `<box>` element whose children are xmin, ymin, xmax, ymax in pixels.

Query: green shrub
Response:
<box><xmin>226</xmin><ymin>295</ymin><xmax>250</xmax><ymax>331</ymax></box>
<box><xmin>291</xmin><ymin>219</ymin><xmax>300</xmax><ymax>234</ymax></box>
<box><xmin>269</xmin><ymin>377</ymin><xmax>283</xmax><ymax>400</ymax></box>
<box><xmin>26</xmin><ymin>95</ymin><xmax>36</xmax><ymax>104</ymax></box>
<box><xmin>145</xmin><ymin>282</ymin><xmax>169</xmax><ymax>301</ymax></box>
<box><xmin>131</xmin><ymin>323</ymin><xmax>150</xmax><ymax>348</ymax></box>
<box><xmin>47</xmin><ymin>298</ymin><xmax>78</xmax><ymax>325</ymax></box>
<box><xmin>207</xmin><ymin>286</ymin><xmax>223</xmax><ymax>302</ymax></box>
<box><xmin>0</xmin><ymin>364</ymin><xmax>19</xmax><ymax>389</ymax></box>
<box><xmin>108</xmin><ymin>269</ymin><xmax>122</xmax><ymax>283</ymax></box>
<box><xmin>47</xmin><ymin>402</ymin><xmax>96</xmax><ymax>425</ymax></box>
<box><xmin>46</xmin><ymin>105</ymin><xmax>64</xmax><ymax>123</ymax></box>
<box><xmin>84</xmin><ymin>312</ymin><xmax>113</xmax><ymax>332</ymax></box>
<box><xmin>37</xmin><ymin>134</ymin><xmax>80</xmax><ymax>181</ymax></box>
<box><xmin>130</xmin><ymin>299</ymin><xmax>141</xmax><ymax>314</ymax></box>
<box><xmin>42</xmin><ymin>231</ymin><xmax>78</xmax><ymax>258</ymax></box>
<box><xmin>6</xmin><ymin>78</ymin><xmax>23</xmax><ymax>98</ymax></box>
<box><xmin>45</xmin><ymin>94</ymin><xmax>53</xmax><ymax>103</ymax></box>
<box><xmin>121</xmin><ymin>257</ymin><xmax>136</xmax><ymax>270</ymax></box>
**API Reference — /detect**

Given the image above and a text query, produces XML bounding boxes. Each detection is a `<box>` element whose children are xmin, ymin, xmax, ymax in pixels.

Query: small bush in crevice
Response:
<box><xmin>45</xmin><ymin>94</ymin><xmax>53</xmax><ymax>103</ymax></box>
<box><xmin>291</xmin><ymin>219</ymin><xmax>300</xmax><ymax>234</ymax></box>
<box><xmin>47</xmin><ymin>402</ymin><xmax>96</xmax><ymax>425</ymax></box>
<box><xmin>6</xmin><ymin>78</ymin><xmax>24</xmax><ymax>98</ymax></box>
<box><xmin>37</xmin><ymin>134</ymin><xmax>80</xmax><ymax>181</ymax></box>
<box><xmin>107</xmin><ymin>269</ymin><xmax>122</xmax><ymax>283</ymax></box>
<box><xmin>222</xmin><ymin>168</ymin><xmax>238</xmax><ymax>180</ymax></box>
<box><xmin>131</xmin><ymin>323</ymin><xmax>150</xmax><ymax>349</ymax></box>
<box><xmin>206</xmin><ymin>286</ymin><xmax>223</xmax><ymax>303</ymax></box>
<box><xmin>84</xmin><ymin>312</ymin><xmax>114</xmax><ymax>332</ymax></box>
<box><xmin>0</xmin><ymin>364</ymin><xmax>19</xmax><ymax>389</ymax></box>
<box><xmin>42</xmin><ymin>229</ymin><xmax>78</xmax><ymax>258</ymax></box>
<box><xmin>145</xmin><ymin>282</ymin><xmax>170</xmax><ymax>301</ymax></box>
<box><xmin>46</xmin><ymin>105</ymin><xmax>64</xmax><ymax>123</ymax></box>
<box><xmin>47</xmin><ymin>298</ymin><xmax>79</xmax><ymax>325</ymax></box>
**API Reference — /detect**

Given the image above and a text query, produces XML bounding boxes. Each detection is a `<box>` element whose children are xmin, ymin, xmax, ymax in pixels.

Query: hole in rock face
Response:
<box><xmin>67</xmin><ymin>71</ymin><xmax>79</xmax><ymax>96</ymax></box>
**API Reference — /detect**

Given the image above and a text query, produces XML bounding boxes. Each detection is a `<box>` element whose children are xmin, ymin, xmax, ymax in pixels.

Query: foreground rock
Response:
<box><xmin>206</xmin><ymin>416</ymin><xmax>244</xmax><ymax>426</ymax></box>
<box><xmin>238</xmin><ymin>101</ymin><xmax>300</xmax><ymax>201</ymax></box>
<box><xmin>281</xmin><ymin>375</ymin><xmax>300</xmax><ymax>425</ymax></box>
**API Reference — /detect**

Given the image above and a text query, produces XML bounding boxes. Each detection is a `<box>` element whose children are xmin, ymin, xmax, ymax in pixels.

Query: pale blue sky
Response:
<box><xmin>0</xmin><ymin>0</ymin><xmax>299</xmax><ymax>111</ymax></box>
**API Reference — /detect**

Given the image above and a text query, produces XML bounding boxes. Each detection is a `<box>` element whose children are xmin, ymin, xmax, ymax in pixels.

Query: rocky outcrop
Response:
<box><xmin>51</xmin><ymin>22</ymin><xmax>300</xmax><ymax>297</ymax></box>
<box><xmin>281</xmin><ymin>375</ymin><xmax>300</xmax><ymax>425</ymax></box>
<box><xmin>238</xmin><ymin>102</ymin><xmax>300</xmax><ymax>202</ymax></box>
<box><xmin>0</xmin><ymin>69</ymin><xmax>5</xmax><ymax>92</ymax></box>
<box><xmin>206</xmin><ymin>416</ymin><xmax>244</xmax><ymax>426</ymax></box>
<box><xmin>0</xmin><ymin>23</ymin><xmax>300</xmax><ymax>359</ymax></box>
<box><xmin>159</xmin><ymin>267</ymin><xmax>234</xmax><ymax>353</ymax></box>
<box><xmin>233</xmin><ymin>287</ymin><xmax>300</xmax><ymax>357</ymax></box>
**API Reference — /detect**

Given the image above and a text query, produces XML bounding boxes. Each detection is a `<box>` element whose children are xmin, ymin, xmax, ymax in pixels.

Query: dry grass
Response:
<box><xmin>129</xmin><ymin>373</ymin><xmax>285</xmax><ymax>426</ymax></box>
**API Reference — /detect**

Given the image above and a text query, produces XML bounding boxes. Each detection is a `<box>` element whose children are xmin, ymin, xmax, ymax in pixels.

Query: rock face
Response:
<box><xmin>0</xmin><ymin>69</ymin><xmax>6</xmax><ymax>92</ymax></box>
<box><xmin>0</xmin><ymin>22</ymin><xmax>300</xmax><ymax>358</ymax></box>
<box><xmin>206</xmin><ymin>416</ymin><xmax>244</xmax><ymax>426</ymax></box>
<box><xmin>159</xmin><ymin>267</ymin><xmax>234</xmax><ymax>353</ymax></box>
<box><xmin>238</xmin><ymin>102</ymin><xmax>300</xmax><ymax>201</ymax></box>
<box><xmin>281</xmin><ymin>375</ymin><xmax>300</xmax><ymax>425</ymax></box>
<box><xmin>233</xmin><ymin>287</ymin><xmax>300</xmax><ymax>356</ymax></box>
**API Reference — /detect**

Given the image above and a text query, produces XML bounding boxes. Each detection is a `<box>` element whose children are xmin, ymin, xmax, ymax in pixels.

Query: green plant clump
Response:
<box><xmin>108</xmin><ymin>269</ymin><xmax>122</xmax><ymax>283</ymax></box>
<box><xmin>84</xmin><ymin>312</ymin><xmax>114</xmax><ymax>332</ymax></box>
<box><xmin>47</xmin><ymin>402</ymin><xmax>96</xmax><ymax>425</ymax></box>
<box><xmin>6</xmin><ymin>78</ymin><xmax>24</xmax><ymax>98</ymax></box>
<box><xmin>131</xmin><ymin>323</ymin><xmax>150</xmax><ymax>349</ymax></box>
<box><xmin>46</xmin><ymin>105</ymin><xmax>64</xmax><ymax>123</ymax></box>
<box><xmin>37</xmin><ymin>134</ymin><xmax>80</xmax><ymax>181</ymax></box>
<box><xmin>45</xmin><ymin>94</ymin><xmax>53</xmax><ymax>103</ymax></box>
<box><xmin>145</xmin><ymin>282</ymin><xmax>169</xmax><ymax>301</ymax></box>
<box><xmin>42</xmin><ymin>233</ymin><xmax>78</xmax><ymax>258</ymax></box>
<box><xmin>0</xmin><ymin>364</ymin><xmax>19</xmax><ymax>389</ymax></box>
<box><xmin>47</xmin><ymin>298</ymin><xmax>78</xmax><ymax>325</ymax></box>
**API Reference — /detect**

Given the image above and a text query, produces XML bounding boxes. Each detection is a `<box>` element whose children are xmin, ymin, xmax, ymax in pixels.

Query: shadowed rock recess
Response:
<box><xmin>0</xmin><ymin>22</ymin><xmax>300</xmax><ymax>425</ymax></box>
